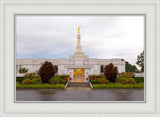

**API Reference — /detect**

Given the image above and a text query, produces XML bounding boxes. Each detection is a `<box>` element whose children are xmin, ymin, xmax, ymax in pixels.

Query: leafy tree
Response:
<box><xmin>39</xmin><ymin>61</ymin><xmax>55</xmax><ymax>83</ymax></box>
<box><xmin>104</xmin><ymin>63</ymin><xmax>118</xmax><ymax>82</ymax></box>
<box><xmin>125</xmin><ymin>61</ymin><xmax>140</xmax><ymax>73</ymax></box>
<box><xmin>19</xmin><ymin>67</ymin><xmax>28</xmax><ymax>73</ymax></box>
<box><xmin>136</xmin><ymin>51</ymin><xmax>144</xmax><ymax>72</ymax></box>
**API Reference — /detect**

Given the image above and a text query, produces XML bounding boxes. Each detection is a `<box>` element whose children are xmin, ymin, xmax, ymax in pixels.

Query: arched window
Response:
<box><xmin>54</xmin><ymin>66</ymin><xmax>58</xmax><ymax>73</ymax></box>
<box><xmin>100</xmin><ymin>65</ymin><xmax>104</xmax><ymax>73</ymax></box>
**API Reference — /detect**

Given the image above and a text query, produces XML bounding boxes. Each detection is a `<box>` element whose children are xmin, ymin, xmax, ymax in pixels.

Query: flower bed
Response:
<box><xmin>64</xmin><ymin>77</ymin><xmax>72</xmax><ymax>80</ymax></box>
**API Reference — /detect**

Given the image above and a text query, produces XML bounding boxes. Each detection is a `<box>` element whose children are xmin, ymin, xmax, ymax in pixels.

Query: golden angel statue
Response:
<box><xmin>78</xmin><ymin>27</ymin><xmax>80</xmax><ymax>34</ymax></box>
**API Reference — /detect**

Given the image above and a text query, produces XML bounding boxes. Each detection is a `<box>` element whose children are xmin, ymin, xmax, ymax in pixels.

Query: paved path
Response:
<box><xmin>16</xmin><ymin>88</ymin><xmax>144</xmax><ymax>101</ymax></box>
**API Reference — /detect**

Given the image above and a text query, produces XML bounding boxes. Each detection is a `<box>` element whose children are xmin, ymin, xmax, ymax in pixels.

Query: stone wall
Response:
<box><xmin>16</xmin><ymin>58</ymin><xmax>125</xmax><ymax>77</ymax></box>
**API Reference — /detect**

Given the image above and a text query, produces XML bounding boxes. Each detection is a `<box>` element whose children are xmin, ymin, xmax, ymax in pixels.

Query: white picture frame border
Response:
<box><xmin>0</xmin><ymin>0</ymin><xmax>160</xmax><ymax>117</ymax></box>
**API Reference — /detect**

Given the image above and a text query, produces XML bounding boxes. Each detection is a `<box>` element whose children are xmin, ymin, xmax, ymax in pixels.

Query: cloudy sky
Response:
<box><xmin>16</xmin><ymin>15</ymin><xmax>144</xmax><ymax>65</ymax></box>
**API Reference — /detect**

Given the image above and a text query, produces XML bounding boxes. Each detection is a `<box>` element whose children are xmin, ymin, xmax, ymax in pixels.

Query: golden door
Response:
<box><xmin>74</xmin><ymin>69</ymin><xmax>84</xmax><ymax>77</ymax></box>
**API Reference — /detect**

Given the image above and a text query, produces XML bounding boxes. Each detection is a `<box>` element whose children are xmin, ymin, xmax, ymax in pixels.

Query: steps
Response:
<box><xmin>67</xmin><ymin>82</ymin><xmax>90</xmax><ymax>88</ymax></box>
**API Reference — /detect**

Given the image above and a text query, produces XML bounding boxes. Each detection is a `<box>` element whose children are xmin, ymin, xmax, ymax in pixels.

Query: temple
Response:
<box><xmin>16</xmin><ymin>27</ymin><xmax>125</xmax><ymax>79</ymax></box>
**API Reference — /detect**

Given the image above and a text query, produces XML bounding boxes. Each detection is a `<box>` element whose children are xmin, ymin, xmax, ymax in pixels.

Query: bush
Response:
<box><xmin>16</xmin><ymin>77</ymin><xmax>24</xmax><ymax>83</ymax></box>
<box><xmin>89</xmin><ymin>75</ymin><xmax>105</xmax><ymax>78</ymax></box>
<box><xmin>60</xmin><ymin>79</ymin><xmax>67</xmax><ymax>84</ymax></box>
<box><xmin>91</xmin><ymin>80</ymin><xmax>99</xmax><ymax>84</ymax></box>
<box><xmin>98</xmin><ymin>78</ymin><xmax>109</xmax><ymax>84</ymax></box>
<box><xmin>134</xmin><ymin>77</ymin><xmax>144</xmax><ymax>83</ymax></box>
<box><xmin>127</xmin><ymin>78</ymin><xmax>136</xmax><ymax>84</ymax></box>
<box><xmin>120</xmin><ymin>78</ymin><xmax>127</xmax><ymax>84</ymax></box>
<box><xmin>49</xmin><ymin>77</ymin><xmax>61</xmax><ymax>84</ymax></box>
<box><xmin>19</xmin><ymin>67</ymin><xmax>28</xmax><ymax>73</ymax></box>
<box><xmin>22</xmin><ymin>79</ymin><xmax>32</xmax><ymax>85</ymax></box>
<box><xmin>119</xmin><ymin>72</ymin><xmax>135</xmax><ymax>78</ymax></box>
<box><xmin>91</xmin><ymin>78</ymin><xmax>109</xmax><ymax>84</ymax></box>
<box><xmin>24</xmin><ymin>73</ymin><xmax>38</xmax><ymax>79</ymax></box>
<box><xmin>115</xmin><ymin>77</ymin><xmax>125</xmax><ymax>82</ymax></box>
<box><xmin>39</xmin><ymin>61</ymin><xmax>55</xmax><ymax>83</ymax></box>
<box><xmin>55</xmin><ymin>74</ymin><xmax>70</xmax><ymax>79</ymax></box>
<box><xmin>104</xmin><ymin>63</ymin><xmax>118</xmax><ymax>82</ymax></box>
<box><xmin>31</xmin><ymin>78</ymin><xmax>42</xmax><ymax>84</ymax></box>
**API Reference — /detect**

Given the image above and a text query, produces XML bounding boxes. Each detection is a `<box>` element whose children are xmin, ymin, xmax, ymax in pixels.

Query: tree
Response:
<box><xmin>125</xmin><ymin>61</ymin><xmax>140</xmax><ymax>73</ymax></box>
<box><xmin>136</xmin><ymin>51</ymin><xmax>144</xmax><ymax>72</ymax></box>
<box><xmin>39</xmin><ymin>61</ymin><xmax>55</xmax><ymax>83</ymax></box>
<box><xmin>104</xmin><ymin>63</ymin><xmax>118</xmax><ymax>82</ymax></box>
<box><xmin>19</xmin><ymin>67</ymin><xmax>28</xmax><ymax>73</ymax></box>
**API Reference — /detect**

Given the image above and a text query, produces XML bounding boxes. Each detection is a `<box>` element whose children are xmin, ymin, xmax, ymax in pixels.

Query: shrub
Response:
<box><xmin>60</xmin><ymin>79</ymin><xmax>67</xmax><ymax>84</ymax></box>
<box><xmin>24</xmin><ymin>73</ymin><xmax>38</xmax><ymax>79</ymax></box>
<box><xmin>39</xmin><ymin>61</ymin><xmax>55</xmax><ymax>83</ymax></box>
<box><xmin>55</xmin><ymin>75</ymin><xmax>69</xmax><ymax>79</ymax></box>
<box><xmin>31</xmin><ymin>78</ymin><xmax>42</xmax><ymax>84</ymax></box>
<box><xmin>16</xmin><ymin>77</ymin><xmax>24</xmax><ymax>83</ymax></box>
<box><xmin>104</xmin><ymin>63</ymin><xmax>118</xmax><ymax>82</ymax></box>
<box><xmin>91</xmin><ymin>78</ymin><xmax>109</xmax><ymax>84</ymax></box>
<box><xmin>22</xmin><ymin>79</ymin><xmax>32</xmax><ymax>85</ymax></box>
<box><xmin>98</xmin><ymin>78</ymin><xmax>109</xmax><ymax>84</ymax></box>
<box><xmin>115</xmin><ymin>77</ymin><xmax>125</xmax><ymax>82</ymax></box>
<box><xmin>91</xmin><ymin>80</ymin><xmax>99</xmax><ymax>84</ymax></box>
<box><xmin>120</xmin><ymin>78</ymin><xmax>127</xmax><ymax>84</ymax></box>
<box><xmin>89</xmin><ymin>75</ymin><xmax>105</xmax><ymax>78</ymax></box>
<box><xmin>119</xmin><ymin>72</ymin><xmax>135</xmax><ymax>78</ymax></box>
<box><xmin>49</xmin><ymin>77</ymin><xmax>61</xmax><ymax>84</ymax></box>
<box><xmin>19</xmin><ymin>67</ymin><xmax>28</xmax><ymax>73</ymax></box>
<box><xmin>128</xmin><ymin>78</ymin><xmax>136</xmax><ymax>84</ymax></box>
<box><xmin>134</xmin><ymin>77</ymin><xmax>144</xmax><ymax>83</ymax></box>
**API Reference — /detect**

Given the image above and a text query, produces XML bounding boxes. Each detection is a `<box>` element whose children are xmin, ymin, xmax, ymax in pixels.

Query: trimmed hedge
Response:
<box><xmin>115</xmin><ymin>77</ymin><xmax>136</xmax><ymax>84</ymax></box>
<box><xmin>55</xmin><ymin>75</ymin><xmax>70</xmax><ymax>79</ymax></box>
<box><xmin>134</xmin><ymin>77</ymin><xmax>144</xmax><ymax>83</ymax></box>
<box><xmin>119</xmin><ymin>72</ymin><xmax>135</xmax><ymax>78</ymax></box>
<box><xmin>16</xmin><ymin>77</ymin><xmax>24</xmax><ymax>83</ymax></box>
<box><xmin>16</xmin><ymin>82</ymin><xmax>65</xmax><ymax>89</ymax></box>
<box><xmin>93</xmin><ymin>83</ymin><xmax>144</xmax><ymax>89</ymax></box>
<box><xmin>91</xmin><ymin>78</ymin><xmax>109</xmax><ymax>84</ymax></box>
<box><xmin>89</xmin><ymin>75</ymin><xmax>105</xmax><ymax>78</ymax></box>
<box><xmin>49</xmin><ymin>76</ymin><xmax>67</xmax><ymax>84</ymax></box>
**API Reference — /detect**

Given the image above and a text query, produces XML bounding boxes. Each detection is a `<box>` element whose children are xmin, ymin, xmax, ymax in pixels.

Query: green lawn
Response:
<box><xmin>16</xmin><ymin>83</ymin><xmax>65</xmax><ymax>89</ymax></box>
<box><xmin>92</xmin><ymin>83</ymin><xmax>144</xmax><ymax>89</ymax></box>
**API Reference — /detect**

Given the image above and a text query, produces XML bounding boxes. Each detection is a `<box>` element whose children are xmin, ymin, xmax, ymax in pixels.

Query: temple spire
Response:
<box><xmin>76</xmin><ymin>27</ymin><xmax>81</xmax><ymax>52</ymax></box>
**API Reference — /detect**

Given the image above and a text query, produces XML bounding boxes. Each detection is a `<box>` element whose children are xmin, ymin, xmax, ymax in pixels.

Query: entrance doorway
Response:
<box><xmin>74</xmin><ymin>69</ymin><xmax>84</xmax><ymax>78</ymax></box>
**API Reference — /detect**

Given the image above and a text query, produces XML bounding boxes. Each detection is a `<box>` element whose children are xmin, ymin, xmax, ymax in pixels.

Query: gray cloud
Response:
<box><xmin>16</xmin><ymin>15</ymin><xmax>144</xmax><ymax>65</ymax></box>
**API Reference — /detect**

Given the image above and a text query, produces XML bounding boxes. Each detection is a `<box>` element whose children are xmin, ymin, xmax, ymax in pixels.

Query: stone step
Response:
<box><xmin>67</xmin><ymin>82</ymin><xmax>90</xmax><ymax>87</ymax></box>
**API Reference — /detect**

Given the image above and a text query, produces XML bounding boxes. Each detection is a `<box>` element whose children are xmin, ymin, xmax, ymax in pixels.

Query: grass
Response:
<box><xmin>16</xmin><ymin>82</ymin><xmax>65</xmax><ymax>89</ymax></box>
<box><xmin>92</xmin><ymin>83</ymin><xmax>144</xmax><ymax>89</ymax></box>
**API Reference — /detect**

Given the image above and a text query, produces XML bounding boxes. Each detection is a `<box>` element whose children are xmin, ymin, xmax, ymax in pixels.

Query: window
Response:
<box><xmin>100</xmin><ymin>65</ymin><xmax>104</xmax><ymax>73</ymax></box>
<box><xmin>54</xmin><ymin>66</ymin><xmax>58</xmax><ymax>73</ymax></box>
<box><xmin>16</xmin><ymin>65</ymin><xmax>18</xmax><ymax>71</ymax></box>
<box><xmin>19</xmin><ymin>65</ymin><xmax>22</xmax><ymax>69</ymax></box>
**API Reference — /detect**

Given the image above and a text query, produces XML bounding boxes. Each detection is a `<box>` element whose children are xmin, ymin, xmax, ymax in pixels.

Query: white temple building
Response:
<box><xmin>16</xmin><ymin>27</ymin><xmax>125</xmax><ymax>78</ymax></box>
